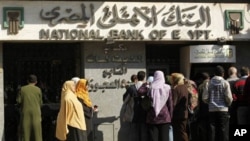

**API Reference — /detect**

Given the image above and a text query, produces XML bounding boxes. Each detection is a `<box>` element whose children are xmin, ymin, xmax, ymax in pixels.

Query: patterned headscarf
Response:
<box><xmin>75</xmin><ymin>79</ymin><xmax>92</xmax><ymax>107</ymax></box>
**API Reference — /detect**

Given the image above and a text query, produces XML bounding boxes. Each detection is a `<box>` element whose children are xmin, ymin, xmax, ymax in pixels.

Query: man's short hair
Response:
<box><xmin>240</xmin><ymin>66</ymin><xmax>249</xmax><ymax>76</ymax></box>
<box><xmin>130</xmin><ymin>74</ymin><xmax>137</xmax><ymax>82</ymax></box>
<box><xmin>201</xmin><ymin>72</ymin><xmax>210</xmax><ymax>80</ymax></box>
<box><xmin>215</xmin><ymin>65</ymin><xmax>225</xmax><ymax>76</ymax></box>
<box><xmin>28</xmin><ymin>74</ymin><xmax>37</xmax><ymax>83</ymax></box>
<box><xmin>137</xmin><ymin>71</ymin><xmax>146</xmax><ymax>81</ymax></box>
<box><xmin>228</xmin><ymin>67</ymin><xmax>237</xmax><ymax>76</ymax></box>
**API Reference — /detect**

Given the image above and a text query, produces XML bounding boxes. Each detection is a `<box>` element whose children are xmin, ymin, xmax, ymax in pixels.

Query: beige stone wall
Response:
<box><xmin>83</xmin><ymin>41</ymin><xmax>146</xmax><ymax>141</ymax></box>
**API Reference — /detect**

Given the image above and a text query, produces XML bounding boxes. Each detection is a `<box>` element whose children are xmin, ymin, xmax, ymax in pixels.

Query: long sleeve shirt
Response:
<box><xmin>202</xmin><ymin>76</ymin><xmax>233</xmax><ymax>112</ymax></box>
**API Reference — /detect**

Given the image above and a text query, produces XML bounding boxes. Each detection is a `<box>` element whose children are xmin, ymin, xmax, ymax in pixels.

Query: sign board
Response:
<box><xmin>190</xmin><ymin>45</ymin><xmax>236</xmax><ymax>63</ymax></box>
<box><xmin>0</xmin><ymin>1</ymin><xmax>250</xmax><ymax>41</ymax></box>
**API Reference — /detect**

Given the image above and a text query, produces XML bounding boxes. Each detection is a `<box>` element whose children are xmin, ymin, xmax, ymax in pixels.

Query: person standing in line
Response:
<box><xmin>202</xmin><ymin>65</ymin><xmax>233</xmax><ymax>141</ymax></box>
<box><xmin>170</xmin><ymin>73</ymin><xmax>189</xmax><ymax>141</ymax></box>
<box><xmin>123</xmin><ymin>71</ymin><xmax>149</xmax><ymax>141</ymax></box>
<box><xmin>146</xmin><ymin>70</ymin><xmax>173</xmax><ymax>141</ymax></box>
<box><xmin>72</xmin><ymin>77</ymin><xmax>80</xmax><ymax>85</ymax></box>
<box><xmin>232</xmin><ymin>66</ymin><xmax>249</xmax><ymax>125</ymax></box>
<box><xmin>123</xmin><ymin>74</ymin><xmax>138</xmax><ymax>101</ymax></box>
<box><xmin>196</xmin><ymin>72</ymin><xmax>210</xmax><ymax>141</ymax></box>
<box><xmin>226</xmin><ymin>66</ymin><xmax>239</xmax><ymax>82</ymax></box>
<box><xmin>16</xmin><ymin>74</ymin><xmax>43</xmax><ymax>141</ymax></box>
<box><xmin>146</xmin><ymin>76</ymin><xmax>154</xmax><ymax>87</ymax></box>
<box><xmin>75</xmin><ymin>79</ymin><xmax>95</xmax><ymax>141</ymax></box>
<box><xmin>226</xmin><ymin>66</ymin><xmax>239</xmax><ymax>125</ymax></box>
<box><xmin>243</xmin><ymin>75</ymin><xmax>250</xmax><ymax>125</ymax></box>
<box><xmin>184</xmin><ymin>78</ymin><xmax>199</xmax><ymax>141</ymax></box>
<box><xmin>55</xmin><ymin>80</ymin><xmax>87</xmax><ymax>141</ymax></box>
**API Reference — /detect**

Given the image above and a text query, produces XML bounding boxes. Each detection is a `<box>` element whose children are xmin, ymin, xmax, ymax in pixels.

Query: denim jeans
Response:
<box><xmin>208</xmin><ymin>112</ymin><xmax>230</xmax><ymax>141</ymax></box>
<box><xmin>169</xmin><ymin>125</ymin><xmax>173</xmax><ymax>141</ymax></box>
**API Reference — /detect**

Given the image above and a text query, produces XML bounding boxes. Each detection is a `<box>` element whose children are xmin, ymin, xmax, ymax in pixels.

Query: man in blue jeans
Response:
<box><xmin>202</xmin><ymin>65</ymin><xmax>233</xmax><ymax>141</ymax></box>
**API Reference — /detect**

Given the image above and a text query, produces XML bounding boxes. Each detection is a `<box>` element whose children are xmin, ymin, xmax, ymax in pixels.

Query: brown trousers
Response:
<box><xmin>172</xmin><ymin>119</ymin><xmax>189</xmax><ymax>141</ymax></box>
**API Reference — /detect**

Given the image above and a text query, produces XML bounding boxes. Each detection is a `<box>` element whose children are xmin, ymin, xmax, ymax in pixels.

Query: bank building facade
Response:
<box><xmin>1</xmin><ymin>0</ymin><xmax>250</xmax><ymax>141</ymax></box>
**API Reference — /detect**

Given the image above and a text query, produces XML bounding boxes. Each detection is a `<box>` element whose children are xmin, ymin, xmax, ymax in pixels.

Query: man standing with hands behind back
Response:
<box><xmin>17</xmin><ymin>74</ymin><xmax>43</xmax><ymax>141</ymax></box>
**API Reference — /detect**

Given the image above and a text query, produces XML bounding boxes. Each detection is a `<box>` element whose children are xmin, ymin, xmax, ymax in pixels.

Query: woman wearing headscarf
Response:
<box><xmin>170</xmin><ymin>73</ymin><xmax>189</xmax><ymax>141</ymax></box>
<box><xmin>146</xmin><ymin>70</ymin><xmax>173</xmax><ymax>141</ymax></box>
<box><xmin>75</xmin><ymin>79</ymin><xmax>94</xmax><ymax>141</ymax></box>
<box><xmin>55</xmin><ymin>80</ymin><xmax>87</xmax><ymax>141</ymax></box>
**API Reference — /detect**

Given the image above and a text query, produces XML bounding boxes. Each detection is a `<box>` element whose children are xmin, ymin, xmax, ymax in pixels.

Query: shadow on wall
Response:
<box><xmin>117</xmin><ymin>108</ymin><xmax>131</xmax><ymax>141</ymax></box>
<box><xmin>92</xmin><ymin>112</ymin><xmax>119</xmax><ymax>141</ymax></box>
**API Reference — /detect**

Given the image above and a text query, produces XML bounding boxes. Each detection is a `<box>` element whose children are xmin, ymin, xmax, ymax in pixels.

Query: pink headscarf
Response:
<box><xmin>150</xmin><ymin>70</ymin><xmax>171</xmax><ymax>116</ymax></box>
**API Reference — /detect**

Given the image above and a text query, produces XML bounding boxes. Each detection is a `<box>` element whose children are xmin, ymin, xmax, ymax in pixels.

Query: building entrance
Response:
<box><xmin>3</xmin><ymin>42</ymin><xmax>80</xmax><ymax>141</ymax></box>
<box><xmin>146</xmin><ymin>44</ymin><xmax>180</xmax><ymax>77</ymax></box>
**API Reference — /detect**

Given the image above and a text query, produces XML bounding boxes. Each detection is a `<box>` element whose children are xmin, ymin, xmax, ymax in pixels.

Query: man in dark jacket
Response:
<box><xmin>123</xmin><ymin>71</ymin><xmax>148</xmax><ymax>141</ymax></box>
<box><xmin>232</xmin><ymin>66</ymin><xmax>249</xmax><ymax>125</ymax></box>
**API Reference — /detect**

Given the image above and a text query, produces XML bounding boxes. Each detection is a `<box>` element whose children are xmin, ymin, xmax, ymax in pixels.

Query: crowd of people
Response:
<box><xmin>121</xmin><ymin>65</ymin><xmax>250</xmax><ymax>141</ymax></box>
<box><xmin>15</xmin><ymin>65</ymin><xmax>250</xmax><ymax>141</ymax></box>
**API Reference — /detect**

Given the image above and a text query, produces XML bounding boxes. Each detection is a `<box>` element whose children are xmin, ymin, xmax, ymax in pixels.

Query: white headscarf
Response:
<box><xmin>147</xmin><ymin>76</ymin><xmax>154</xmax><ymax>83</ymax></box>
<box><xmin>71</xmin><ymin>77</ymin><xmax>80</xmax><ymax>85</ymax></box>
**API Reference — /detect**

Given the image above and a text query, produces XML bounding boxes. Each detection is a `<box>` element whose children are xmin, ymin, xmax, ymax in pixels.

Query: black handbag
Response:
<box><xmin>141</xmin><ymin>94</ymin><xmax>152</xmax><ymax>111</ymax></box>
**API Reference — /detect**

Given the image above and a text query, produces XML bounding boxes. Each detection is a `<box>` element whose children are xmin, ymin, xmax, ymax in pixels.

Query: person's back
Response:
<box><xmin>197</xmin><ymin>72</ymin><xmax>210</xmax><ymax>119</ymax></box>
<box><xmin>17</xmin><ymin>74</ymin><xmax>43</xmax><ymax>141</ymax></box>
<box><xmin>196</xmin><ymin>72</ymin><xmax>210</xmax><ymax>141</ymax></box>
<box><xmin>202</xmin><ymin>65</ymin><xmax>232</xmax><ymax>141</ymax></box>
<box><xmin>233</xmin><ymin>66</ymin><xmax>249</xmax><ymax>125</ymax></box>
<box><xmin>227</xmin><ymin>67</ymin><xmax>239</xmax><ymax>82</ymax></box>
<box><xmin>233</xmin><ymin>66</ymin><xmax>249</xmax><ymax>105</ymax></box>
<box><xmin>126</xmin><ymin>71</ymin><xmax>149</xmax><ymax>141</ymax></box>
<box><xmin>20</xmin><ymin>84</ymin><xmax>42</xmax><ymax>114</ymax></box>
<box><xmin>208</xmin><ymin>76</ymin><xmax>231</xmax><ymax>111</ymax></box>
<box><xmin>132</xmin><ymin>71</ymin><xmax>147</xmax><ymax>123</ymax></box>
<box><xmin>56</xmin><ymin>80</ymin><xmax>87</xmax><ymax>141</ymax></box>
<box><xmin>171</xmin><ymin>72</ymin><xmax>189</xmax><ymax>141</ymax></box>
<box><xmin>226</xmin><ymin>67</ymin><xmax>239</xmax><ymax>125</ymax></box>
<box><xmin>243</xmin><ymin>76</ymin><xmax>250</xmax><ymax>125</ymax></box>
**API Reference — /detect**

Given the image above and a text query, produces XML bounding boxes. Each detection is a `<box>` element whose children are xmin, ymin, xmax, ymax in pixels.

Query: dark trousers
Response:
<box><xmin>67</xmin><ymin>125</ymin><xmax>87</xmax><ymax>141</ymax></box>
<box><xmin>129</xmin><ymin>122</ymin><xmax>149</xmax><ymax>141</ymax></box>
<box><xmin>208</xmin><ymin>112</ymin><xmax>230</xmax><ymax>141</ymax></box>
<box><xmin>148</xmin><ymin>123</ymin><xmax>171</xmax><ymax>141</ymax></box>
<box><xmin>196</xmin><ymin>119</ymin><xmax>209</xmax><ymax>141</ymax></box>
<box><xmin>85</xmin><ymin>117</ymin><xmax>94</xmax><ymax>141</ymax></box>
<box><xmin>172</xmin><ymin>119</ymin><xmax>189</xmax><ymax>141</ymax></box>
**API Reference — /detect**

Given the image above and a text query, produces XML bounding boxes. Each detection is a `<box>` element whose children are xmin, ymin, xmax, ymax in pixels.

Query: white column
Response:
<box><xmin>0</xmin><ymin>43</ymin><xmax>5</xmax><ymax>141</ymax></box>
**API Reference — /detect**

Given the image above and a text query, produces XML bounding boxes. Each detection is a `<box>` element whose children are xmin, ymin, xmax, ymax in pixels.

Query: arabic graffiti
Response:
<box><xmin>40</xmin><ymin>3</ymin><xmax>211</xmax><ymax>28</ymax></box>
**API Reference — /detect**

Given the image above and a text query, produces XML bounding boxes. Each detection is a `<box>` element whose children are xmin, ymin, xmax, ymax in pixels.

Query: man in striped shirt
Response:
<box><xmin>202</xmin><ymin>65</ymin><xmax>233</xmax><ymax>141</ymax></box>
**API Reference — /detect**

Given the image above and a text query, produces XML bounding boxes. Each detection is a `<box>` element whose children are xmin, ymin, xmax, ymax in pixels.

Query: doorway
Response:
<box><xmin>3</xmin><ymin>42</ymin><xmax>80</xmax><ymax>104</ymax></box>
<box><xmin>146</xmin><ymin>44</ymin><xmax>180</xmax><ymax>77</ymax></box>
<box><xmin>3</xmin><ymin>42</ymin><xmax>81</xmax><ymax>141</ymax></box>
